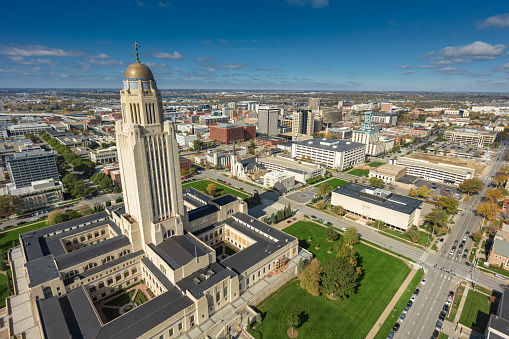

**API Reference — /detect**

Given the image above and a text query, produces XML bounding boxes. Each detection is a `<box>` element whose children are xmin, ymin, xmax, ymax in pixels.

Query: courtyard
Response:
<box><xmin>182</xmin><ymin>179</ymin><xmax>251</xmax><ymax>199</ymax></box>
<box><xmin>253</xmin><ymin>221</ymin><xmax>411</xmax><ymax>339</ymax></box>
<box><xmin>96</xmin><ymin>283</ymin><xmax>152</xmax><ymax>323</ymax></box>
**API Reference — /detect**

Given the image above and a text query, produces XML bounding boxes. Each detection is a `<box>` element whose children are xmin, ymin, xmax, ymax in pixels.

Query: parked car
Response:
<box><xmin>439</xmin><ymin>311</ymin><xmax>446</xmax><ymax>321</ymax></box>
<box><xmin>432</xmin><ymin>329</ymin><xmax>439</xmax><ymax>339</ymax></box>
<box><xmin>443</xmin><ymin>305</ymin><xmax>449</xmax><ymax>313</ymax></box>
<box><xmin>495</xmin><ymin>273</ymin><xmax>507</xmax><ymax>280</ymax></box>
<box><xmin>435</xmin><ymin>320</ymin><xmax>442</xmax><ymax>331</ymax></box>
<box><xmin>386</xmin><ymin>332</ymin><xmax>394</xmax><ymax>339</ymax></box>
<box><xmin>403</xmin><ymin>305</ymin><xmax>410</xmax><ymax>313</ymax></box>
<box><xmin>399</xmin><ymin>314</ymin><xmax>406</xmax><ymax>322</ymax></box>
<box><xmin>392</xmin><ymin>323</ymin><xmax>400</xmax><ymax>332</ymax></box>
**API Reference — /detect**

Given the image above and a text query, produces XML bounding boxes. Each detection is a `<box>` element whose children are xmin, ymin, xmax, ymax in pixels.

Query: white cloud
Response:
<box><xmin>0</xmin><ymin>44</ymin><xmax>83</xmax><ymax>57</ymax></box>
<box><xmin>393</xmin><ymin>64</ymin><xmax>411</xmax><ymax>69</ymax></box>
<box><xmin>402</xmin><ymin>71</ymin><xmax>415</xmax><ymax>75</ymax></box>
<box><xmin>135</xmin><ymin>1</ymin><xmax>146</xmax><ymax>6</ymax></box>
<box><xmin>477</xmin><ymin>13</ymin><xmax>509</xmax><ymax>29</ymax></box>
<box><xmin>194</xmin><ymin>56</ymin><xmax>212</xmax><ymax>62</ymax></box>
<box><xmin>439</xmin><ymin>41</ymin><xmax>504</xmax><ymax>60</ymax></box>
<box><xmin>493</xmin><ymin>63</ymin><xmax>509</xmax><ymax>72</ymax></box>
<box><xmin>153</xmin><ymin>51</ymin><xmax>184</xmax><ymax>60</ymax></box>
<box><xmin>84</xmin><ymin>54</ymin><xmax>124</xmax><ymax>66</ymax></box>
<box><xmin>220</xmin><ymin>63</ymin><xmax>249</xmax><ymax>69</ymax></box>
<box><xmin>158</xmin><ymin>2</ymin><xmax>171</xmax><ymax>7</ymax></box>
<box><xmin>417</xmin><ymin>65</ymin><xmax>437</xmax><ymax>69</ymax></box>
<box><xmin>144</xmin><ymin>62</ymin><xmax>168</xmax><ymax>70</ymax></box>
<box><xmin>284</xmin><ymin>0</ymin><xmax>329</xmax><ymax>9</ymax></box>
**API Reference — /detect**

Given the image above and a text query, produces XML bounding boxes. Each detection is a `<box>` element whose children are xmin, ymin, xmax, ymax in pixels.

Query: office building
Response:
<box><xmin>308</xmin><ymin>98</ymin><xmax>320</xmax><ymax>112</ymax></box>
<box><xmin>368</xmin><ymin>164</ymin><xmax>406</xmax><ymax>184</ymax></box>
<box><xmin>257</xmin><ymin>107</ymin><xmax>279</xmax><ymax>136</ymax></box>
<box><xmin>331</xmin><ymin>183</ymin><xmax>423</xmax><ymax>231</ymax></box>
<box><xmin>6</xmin><ymin>149</ymin><xmax>59</xmax><ymax>189</ymax></box>
<box><xmin>209</xmin><ymin>123</ymin><xmax>256</xmax><ymax>144</ymax></box>
<box><xmin>327</xmin><ymin>127</ymin><xmax>352</xmax><ymax>140</ymax></box>
<box><xmin>263</xmin><ymin>171</ymin><xmax>295</xmax><ymax>191</ymax></box>
<box><xmin>351</xmin><ymin>112</ymin><xmax>395</xmax><ymax>156</ymax></box>
<box><xmin>90</xmin><ymin>146</ymin><xmax>117</xmax><ymax>164</ymax></box>
<box><xmin>394</xmin><ymin>157</ymin><xmax>475</xmax><ymax>185</ymax></box>
<box><xmin>258</xmin><ymin>156</ymin><xmax>324</xmax><ymax>183</ymax></box>
<box><xmin>7</xmin><ymin>123</ymin><xmax>51</xmax><ymax>136</ymax></box>
<box><xmin>371</xmin><ymin>112</ymin><xmax>398</xmax><ymax>126</ymax></box>
<box><xmin>7</xmin><ymin>178</ymin><xmax>64</xmax><ymax>210</ymax></box>
<box><xmin>254</xmin><ymin>136</ymin><xmax>286</xmax><ymax>147</ymax></box>
<box><xmin>291</xmin><ymin>137</ymin><xmax>365</xmax><ymax>170</ymax></box>
<box><xmin>8</xmin><ymin>59</ymin><xmax>302</xmax><ymax>339</ymax></box>
<box><xmin>175</xmin><ymin>133</ymin><xmax>198</xmax><ymax>147</ymax></box>
<box><xmin>292</xmin><ymin>110</ymin><xmax>314</xmax><ymax>136</ymax></box>
<box><xmin>444</xmin><ymin>128</ymin><xmax>498</xmax><ymax>146</ymax></box>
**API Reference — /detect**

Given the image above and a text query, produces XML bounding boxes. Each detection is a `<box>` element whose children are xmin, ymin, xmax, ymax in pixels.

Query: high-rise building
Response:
<box><xmin>308</xmin><ymin>98</ymin><xmax>320</xmax><ymax>112</ymax></box>
<box><xmin>257</xmin><ymin>106</ymin><xmax>279</xmax><ymax>136</ymax></box>
<box><xmin>6</xmin><ymin>149</ymin><xmax>59</xmax><ymax>188</ymax></box>
<box><xmin>292</xmin><ymin>109</ymin><xmax>314</xmax><ymax>135</ymax></box>
<box><xmin>116</xmin><ymin>60</ymin><xmax>185</xmax><ymax>250</ymax></box>
<box><xmin>351</xmin><ymin>111</ymin><xmax>395</xmax><ymax>156</ymax></box>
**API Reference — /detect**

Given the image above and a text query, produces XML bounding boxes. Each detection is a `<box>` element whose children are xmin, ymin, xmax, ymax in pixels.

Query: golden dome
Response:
<box><xmin>124</xmin><ymin>62</ymin><xmax>154</xmax><ymax>80</ymax></box>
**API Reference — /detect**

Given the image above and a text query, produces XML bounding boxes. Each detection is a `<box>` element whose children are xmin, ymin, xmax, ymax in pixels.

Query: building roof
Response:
<box><xmin>258</xmin><ymin>156</ymin><xmax>322</xmax><ymax>174</ymax></box>
<box><xmin>188</xmin><ymin>204</ymin><xmax>219</xmax><ymax>222</ymax></box>
<box><xmin>25</xmin><ymin>255</ymin><xmax>59</xmax><ymax>287</ymax></box>
<box><xmin>332</xmin><ymin>183</ymin><xmax>423</xmax><ymax>215</ymax></box>
<box><xmin>150</xmin><ymin>234</ymin><xmax>210</xmax><ymax>270</ymax></box>
<box><xmin>124</xmin><ymin>62</ymin><xmax>154</xmax><ymax>80</ymax></box>
<box><xmin>396</xmin><ymin>157</ymin><xmax>475</xmax><ymax>176</ymax></box>
<box><xmin>494</xmin><ymin>238</ymin><xmax>509</xmax><ymax>258</ymax></box>
<box><xmin>141</xmin><ymin>257</ymin><xmax>175</xmax><ymax>290</ymax></box>
<box><xmin>37</xmin><ymin>297</ymin><xmax>72</xmax><ymax>338</ymax></box>
<box><xmin>176</xmin><ymin>262</ymin><xmax>235</xmax><ymax>298</ymax></box>
<box><xmin>294</xmin><ymin>137</ymin><xmax>364</xmax><ymax>152</ymax></box>
<box><xmin>370</xmin><ymin>164</ymin><xmax>405</xmax><ymax>176</ymax></box>
<box><xmin>66</xmin><ymin>286</ymin><xmax>103</xmax><ymax>338</ymax></box>
<box><xmin>211</xmin><ymin>194</ymin><xmax>238</xmax><ymax>206</ymax></box>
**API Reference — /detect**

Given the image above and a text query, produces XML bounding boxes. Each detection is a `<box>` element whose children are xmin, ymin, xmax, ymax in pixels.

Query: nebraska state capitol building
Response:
<box><xmin>6</xmin><ymin>57</ymin><xmax>300</xmax><ymax>339</ymax></box>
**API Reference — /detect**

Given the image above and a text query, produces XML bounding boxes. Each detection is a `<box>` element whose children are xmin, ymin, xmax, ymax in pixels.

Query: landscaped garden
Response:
<box><xmin>314</xmin><ymin>178</ymin><xmax>349</xmax><ymax>190</ymax></box>
<box><xmin>101</xmin><ymin>288</ymin><xmax>150</xmax><ymax>322</ymax></box>
<box><xmin>347</xmin><ymin>169</ymin><xmax>369</xmax><ymax>177</ymax></box>
<box><xmin>254</xmin><ymin>221</ymin><xmax>411</xmax><ymax>339</ymax></box>
<box><xmin>0</xmin><ymin>220</ymin><xmax>47</xmax><ymax>253</ymax></box>
<box><xmin>368</xmin><ymin>162</ymin><xmax>384</xmax><ymax>167</ymax></box>
<box><xmin>459</xmin><ymin>290</ymin><xmax>497</xmax><ymax>333</ymax></box>
<box><xmin>182</xmin><ymin>179</ymin><xmax>251</xmax><ymax>199</ymax></box>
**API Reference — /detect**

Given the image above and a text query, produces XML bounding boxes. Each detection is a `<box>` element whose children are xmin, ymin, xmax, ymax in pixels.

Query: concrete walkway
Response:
<box><xmin>367</xmin><ymin>268</ymin><xmax>418</xmax><ymax>339</ymax></box>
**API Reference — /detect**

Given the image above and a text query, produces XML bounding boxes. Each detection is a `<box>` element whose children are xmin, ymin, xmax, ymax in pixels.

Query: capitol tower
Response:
<box><xmin>116</xmin><ymin>45</ymin><xmax>185</xmax><ymax>251</ymax></box>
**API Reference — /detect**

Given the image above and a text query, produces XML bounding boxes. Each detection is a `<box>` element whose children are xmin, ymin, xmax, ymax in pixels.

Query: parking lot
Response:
<box><xmin>286</xmin><ymin>187</ymin><xmax>318</xmax><ymax>204</ymax></box>
<box><xmin>415</xmin><ymin>179</ymin><xmax>462</xmax><ymax>199</ymax></box>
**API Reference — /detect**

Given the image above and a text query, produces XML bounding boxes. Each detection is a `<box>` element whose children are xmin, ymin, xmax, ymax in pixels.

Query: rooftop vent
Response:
<box><xmin>346</xmin><ymin>142</ymin><xmax>351</xmax><ymax>144</ymax></box>
<box><xmin>308</xmin><ymin>141</ymin><xmax>313</xmax><ymax>144</ymax></box>
<box><xmin>193</xmin><ymin>278</ymin><xmax>201</xmax><ymax>285</ymax></box>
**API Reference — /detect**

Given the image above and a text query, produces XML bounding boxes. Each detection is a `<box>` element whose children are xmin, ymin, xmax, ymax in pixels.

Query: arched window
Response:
<box><xmin>132</xmin><ymin>268</ymin><xmax>137</xmax><ymax>274</ymax></box>
<box><xmin>94</xmin><ymin>231</ymin><xmax>99</xmax><ymax>238</ymax></box>
<box><xmin>80</xmin><ymin>236</ymin><xmax>85</xmax><ymax>242</ymax></box>
<box><xmin>124</xmin><ymin>271</ymin><xmax>129</xmax><ymax>278</ymax></box>
<box><xmin>101</xmin><ymin>229</ymin><xmax>106</xmax><ymax>235</ymax></box>
<box><xmin>87</xmin><ymin>234</ymin><xmax>92</xmax><ymax>240</ymax></box>
<box><xmin>73</xmin><ymin>238</ymin><xmax>78</xmax><ymax>244</ymax></box>
<box><xmin>43</xmin><ymin>286</ymin><xmax>53</xmax><ymax>299</ymax></box>
<box><xmin>115</xmin><ymin>275</ymin><xmax>121</xmax><ymax>282</ymax></box>
<box><xmin>107</xmin><ymin>278</ymin><xmax>113</xmax><ymax>286</ymax></box>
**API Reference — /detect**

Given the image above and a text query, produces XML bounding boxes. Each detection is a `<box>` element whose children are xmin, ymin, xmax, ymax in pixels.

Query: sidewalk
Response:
<box><xmin>366</xmin><ymin>268</ymin><xmax>418</xmax><ymax>339</ymax></box>
<box><xmin>442</xmin><ymin>284</ymin><xmax>471</xmax><ymax>339</ymax></box>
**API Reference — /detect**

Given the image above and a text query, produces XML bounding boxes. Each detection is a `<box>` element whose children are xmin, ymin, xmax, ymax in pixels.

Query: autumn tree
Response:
<box><xmin>494</xmin><ymin>174</ymin><xmax>509</xmax><ymax>187</ymax></box>
<box><xmin>477</xmin><ymin>201</ymin><xmax>499</xmax><ymax>220</ymax></box>
<box><xmin>79</xmin><ymin>204</ymin><xmax>94</xmax><ymax>217</ymax></box>
<box><xmin>485</xmin><ymin>188</ymin><xmax>505</xmax><ymax>202</ymax></box>
<box><xmin>471</xmin><ymin>231</ymin><xmax>482</xmax><ymax>242</ymax></box>
<box><xmin>317</xmin><ymin>182</ymin><xmax>333</xmax><ymax>197</ymax></box>
<box><xmin>409</xmin><ymin>187</ymin><xmax>417</xmax><ymax>197</ymax></box>
<box><xmin>46</xmin><ymin>210</ymin><xmax>68</xmax><ymax>226</ymax></box>
<box><xmin>425</xmin><ymin>209</ymin><xmax>448</xmax><ymax>228</ymax></box>
<box><xmin>325</xmin><ymin>226</ymin><xmax>339</xmax><ymax>242</ymax></box>
<box><xmin>406</xmin><ymin>229</ymin><xmax>421</xmax><ymax>243</ymax></box>
<box><xmin>315</xmin><ymin>201</ymin><xmax>326</xmax><ymax>210</ymax></box>
<box><xmin>416</xmin><ymin>185</ymin><xmax>431</xmax><ymax>198</ymax></box>
<box><xmin>0</xmin><ymin>195</ymin><xmax>21</xmax><ymax>218</ymax></box>
<box><xmin>287</xmin><ymin>313</ymin><xmax>300</xmax><ymax>334</ymax></box>
<box><xmin>300</xmin><ymin>258</ymin><xmax>322</xmax><ymax>296</ymax></box>
<box><xmin>332</xmin><ymin>205</ymin><xmax>345</xmax><ymax>217</ymax></box>
<box><xmin>436</xmin><ymin>196</ymin><xmax>459</xmax><ymax>214</ymax></box>
<box><xmin>336</xmin><ymin>242</ymin><xmax>362</xmax><ymax>275</ymax></box>
<box><xmin>206</xmin><ymin>183</ymin><xmax>216</xmax><ymax>197</ymax></box>
<box><xmin>499</xmin><ymin>165</ymin><xmax>509</xmax><ymax>175</ymax></box>
<box><xmin>459</xmin><ymin>178</ymin><xmax>483</xmax><ymax>195</ymax></box>
<box><xmin>343</xmin><ymin>226</ymin><xmax>359</xmax><ymax>245</ymax></box>
<box><xmin>368</xmin><ymin>177</ymin><xmax>385</xmax><ymax>189</ymax></box>
<box><xmin>321</xmin><ymin>255</ymin><xmax>359</xmax><ymax>300</ymax></box>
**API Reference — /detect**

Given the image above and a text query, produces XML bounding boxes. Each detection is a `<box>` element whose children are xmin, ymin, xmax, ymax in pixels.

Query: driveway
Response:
<box><xmin>285</xmin><ymin>187</ymin><xmax>318</xmax><ymax>204</ymax></box>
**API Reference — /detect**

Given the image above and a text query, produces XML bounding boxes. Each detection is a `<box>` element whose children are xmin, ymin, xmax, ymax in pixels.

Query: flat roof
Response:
<box><xmin>141</xmin><ymin>257</ymin><xmax>175</xmax><ymax>290</ymax></box>
<box><xmin>151</xmin><ymin>234</ymin><xmax>210</xmax><ymax>270</ymax></box>
<box><xmin>37</xmin><ymin>297</ymin><xmax>72</xmax><ymax>338</ymax></box>
<box><xmin>258</xmin><ymin>156</ymin><xmax>322</xmax><ymax>174</ymax></box>
<box><xmin>397</xmin><ymin>157</ymin><xmax>475</xmax><ymax>175</ymax></box>
<box><xmin>211</xmin><ymin>194</ymin><xmax>238</xmax><ymax>206</ymax></box>
<box><xmin>176</xmin><ymin>262</ymin><xmax>235</xmax><ymax>298</ymax></box>
<box><xmin>294</xmin><ymin>137</ymin><xmax>364</xmax><ymax>152</ymax></box>
<box><xmin>370</xmin><ymin>164</ymin><xmax>405</xmax><ymax>176</ymax></box>
<box><xmin>333</xmin><ymin>182</ymin><xmax>423</xmax><ymax>215</ymax></box>
<box><xmin>25</xmin><ymin>255</ymin><xmax>59</xmax><ymax>287</ymax></box>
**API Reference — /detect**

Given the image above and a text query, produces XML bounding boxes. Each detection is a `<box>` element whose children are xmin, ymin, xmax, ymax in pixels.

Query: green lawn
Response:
<box><xmin>102</xmin><ymin>307</ymin><xmax>119</xmax><ymax>322</ymax></box>
<box><xmin>459</xmin><ymin>290</ymin><xmax>495</xmax><ymax>333</ymax></box>
<box><xmin>0</xmin><ymin>274</ymin><xmax>10</xmax><ymax>308</ymax></box>
<box><xmin>438</xmin><ymin>333</ymin><xmax>449</xmax><ymax>339</ymax></box>
<box><xmin>0</xmin><ymin>220</ymin><xmax>48</xmax><ymax>253</ymax></box>
<box><xmin>134</xmin><ymin>290</ymin><xmax>148</xmax><ymax>305</ymax></box>
<box><xmin>182</xmin><ymin>179</ymin><xmax>250</xmax><ymax>199</ymax></box>
<box><xmin>314</xmin><ymin>178</ymin><xmax>349</xmax><ymax>190</ymax></box>
<box><xmin>348</xmin><ymin>169</ymin><xmax>369</xmax><ymax>177</ymax></box>
<box><xmin>105</xmin><ymin>292</ymin><xmax>133</xmax><ymax>307</ymax></box>
<box><xmin>368</xmin><ymin>162</ymin><xmax>384</xmax><ymax>167</ymax></box>
<box><xmin>375</xmin><ymin>269</ymin><xmax>424</xmax><ymax>339</ymax></box>
<box><xmin>255</xmin><ymin>221</ymin><xmax>411</xmax><ymax>339</ymax></box>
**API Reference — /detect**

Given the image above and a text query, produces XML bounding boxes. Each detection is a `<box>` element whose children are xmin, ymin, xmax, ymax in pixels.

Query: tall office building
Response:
<box><xmin>116</xmin><ymin>59</ymin><xmax>185</xmax><ymax>251</ymax></box>
<box><xmin>292</xmin><ymin>109</ymin><xmax>314</xmax><ymax>135</ymax></box>
<box><xmin>6</xmin><ymin>149</ymin><xmax>59</xmax><ymax>188</ymax></box>
<box><xmin>308</xmin><ymin>98</ymin><xmax>320</xmax><ymax>112</ymax></box>
<box><xmin>257</xmin><ymin>106</ymin><xmax>279</xmax><ymax>136</ymax></box>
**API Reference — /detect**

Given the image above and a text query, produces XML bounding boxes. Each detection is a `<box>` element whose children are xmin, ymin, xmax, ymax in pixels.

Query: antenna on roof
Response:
<box><xmin>195</xmin><ymin>246</ymin><xmax>198</xmax><ymax>263</ymax></box>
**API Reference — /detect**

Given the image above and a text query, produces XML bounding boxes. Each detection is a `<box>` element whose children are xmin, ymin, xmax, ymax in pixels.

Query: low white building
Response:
<box><xmin>257</xmin><ymin>156</ymin><xmax>325</xmax><ymax>183</ymax></box>
<box><xmin>331</xmin><ymin>183</ymin><xmax>423</xmax><ymax>231</ymax></box>
<box><xmin>368</xmin><ymin>164</ymin><xmax>406</xmax><ymax>184</ymax></box>
<box><xmin>176</xmin><ymin>133</ymin><xmax>198</xmax><ymax>147</ymax></box>
<box><xmin>394</xmin><ymin>157</ymin><xmax>475</xmax><ymax>185</ymax></box>
<box><xmin>263</xmin><ymin>171</ymin><xmax>295</xmax><ymax>191</ymax></box>
<box><xmin>90</xmin><ymin>146</ymin><xmax>117</xmax><ymax>164</ymax></box>
<box><xmin>291</xmin><ymin>138</ymin><xmax>365</xmax><ymax>170</ymax></box>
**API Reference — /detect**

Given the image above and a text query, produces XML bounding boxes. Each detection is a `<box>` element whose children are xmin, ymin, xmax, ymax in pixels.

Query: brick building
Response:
<box><xmin>83</xmin><ymin>115</ymin><xmax>102</xmax><ymax>126</ymax></box>
<box><xmin>209</xmin><ymin>123</ymin><xmax>256</xmax><ymax>144</ymax></box>
<box><xmin>255</xmin><ymin>136</ymin><xmax>286</xmax><ymax>147</ymax></box>
<box><xmin>179</xmin><ymin>156</ymin><xmax>192</xmax><ymax>173</ymax></box>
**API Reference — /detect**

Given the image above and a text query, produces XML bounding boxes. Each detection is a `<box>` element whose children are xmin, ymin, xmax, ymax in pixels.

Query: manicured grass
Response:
<box><xmin>314</xmin><ymin>178</ymin><xmax>349</xmax><ymax>190</ymax></box>
<box><xmin>182</xmin><ymin>179</ymin><xmax>250</xmax><ymax>199</ymax></box>
<box><xmin>0</xmin><ymin>273</ymin><xmax>10</xmax><ymax>308</ymax></box>
<box><xmin>347</xmin><ymin>169</ymin><xmax>369</xmax><ymax>177</ymax></box>
<box><xmin>134</xmin><ymin>290</ymin><xmax>148</xmax><ymax>305</ymax></box>
<box><xmin>459</xmin><ymin>290</ymin><xmax>495</xmax><ymax>333</ymax></box>
<box><xmin>368</xmin><ymin>162</ymin><xmax>384</xmax><ymax>167</ymax></box>
<box><xmin>446</xmin><ymin>285</ymin><xmax>465</xmax><ymax>322</ymax></box>
<box><xmin>0</xmin><ymin>220</ymin><xmax>48</xmax><ymax>253</ymax></box>
<box><xmin>255</xmin><ymin>221</ymin><xmax>410</xmax><ymax>339</ymax></box>
<box><xmin>438</xmin><ymin>333</ymin><xmax>449</xmax><ymax>339</ymax></box>
<box><xmin>375</xmin><ymin>269</ymin><xmax>424</xmax><ymax>339</ymax></box>
<box><xmin>105</xmin><ymin>292</ymin><xmax>132</xmax><ymax>307</ymax></box>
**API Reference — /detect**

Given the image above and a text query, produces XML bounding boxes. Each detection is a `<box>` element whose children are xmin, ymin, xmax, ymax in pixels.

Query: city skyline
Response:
<box><xmin>1</xmin><ymin>0</ymin><xmax>508</xmax><ymax>91</ymax></box>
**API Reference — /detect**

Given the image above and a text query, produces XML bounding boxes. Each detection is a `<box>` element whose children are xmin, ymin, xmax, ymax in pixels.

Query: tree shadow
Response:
<box><xmin>297</xmin><ymin>310</ymin><xmax>309</xmax><ymax>328</ymax></box>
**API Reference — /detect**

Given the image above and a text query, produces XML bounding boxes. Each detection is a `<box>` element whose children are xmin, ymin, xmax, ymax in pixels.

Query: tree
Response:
<box><xmin>317</xmin><ymin>182</ymin><xmax>333</xmax><ymax>197</ymax></box>
<box><xmin>256</xmin><ymin>312</ymin><xmax>262</xmax><ymax>323</ymax></box>
<box><xmin>471</xmin><ymin>231</ymin><xmax>482</xmax><ymax>242</ymax></box>
<box><xmin>485</xmin><ymin>188</ymin><xmax>505</xmax><ymax>202</ymax></box>
<box><xmin>188</xmin><ymin>167</ymin><xmax>196</xmax><ymax>175</ymax></box>
<box><xmin>24</xmin><ymin>133</ymin><xmax>36</xmax><ymax>143</ymax></box>
<box><xmin>499</xmin><ymin>165</ymin><xmax>509</xmax><ymax>175</ymax></box>
<box><xmin>287</xmin><ymin>313</ymin><xmax>300</xmax><ymax>334</ymax></box>
<box><xmin>343</xmin><ymin>226</ymin><xmax>359</xmax><ymax>245</ymax></box>
<box><xmin>0</xmin><ymin>259</ymin><xmax>6</xmax><ymax>271</ymax></box>
<box><xmin>494</xmin><ymin>174</ymin><xmax>509</xmax><ymax>187</ymax></box>
<box><xmin>409</xmin><ymin>188</ymin><xmax>417</xmax><ymax>197</ymax></box>
<box><xmin>416</xmin><ymin>185</ymin><xmax>431</xmax><ymax>198</ymax></box>
<box><xmin>368</xmin><ymin>177</ymin><xmax>385</xmax><ymax>189</ymax></box>
<box><xmin>436</xmin><ymin>196</ymin><xmax>459</xmax><ymax>214</ymax></box>
<box><xmin>321</xmin><ymin>255</ymin><xmax>360</xmax><ymax>299</ymax></box>
<box><xmin>332</xmin><ymin>205</ymin><xmax>345</xmax><ymax>217</ymax></box>
<box><xmin>115</xmin><ymin>197</ymin><xmax>123</xmax><ymax>203</ymax></box>
<box><xmin>0</xmin><ymin>195</ymin><xmax>21</xmax><ymax>218</ymax></box>
<box><xmin>206</xmin><ymin>183</ymin><xmax>216</xmax><ymax>197</ymax></box>
<box><xmin>79</xmin><ymin>204</ymin><xmax>94</xmax><ymax>216</ymax></box>
<box><xmin>46</xmin><ymin>210</ymin><xmax>68</xmax><ymax>226</ymax></box>
<box><xmin>477</xmin><ymin>201</ymin><xmax>499</xmax><ymax>220</ymax></box>
<box><xmin>270</xmin><ymin>213</ymin><xmax>277</xmax><ymax>224</ymax></box>
<box><xmin>276</xmin><ymin>210</ymin><xmax>284</xmax><ymax>222</ymax></box>
<box><xmin>181</xmin><ymin>169</ymin><xmax>188</xmax><ymax>177</ymax></box>
<box><xmin>325</xmin><ymin>226</ymin><xmax>339</xmax><ymax>242</ymax></box>
<box><xmin>193</xmin><ymin>139</ymin><xmax>202</xmax><ymax>151</ymax></box>
<box><xmin>425</xmin><ymin>209</ymin><xmax>448</xmax><ymax>228</ymax></box>
<box><xmin>297</xmin><ymin>258</ymin><xmax>306</xmax><ymax>276</ymax></box>
<box><xmin>406</xmin><ymin>229</ymin><xmax>421</xmax><ymax>243</ymax></box>
<box><xmin>315</xmin><ymin>201</ymin><xmax>325</xmax><ymax>210</ymax></box>
<box><xmin>300</xmin><ymin>258</ymin><xmax>322</xmax><ymax>296</ymax></box>
<box><xmin>248</xmin><ymin>146</ymin><xmax>255</xmax><ymax>155</ymax></box>
<box><xmin>459</xmin><ymin>178</ymin><xmax>483</xmax><ymax>195</ymax></box>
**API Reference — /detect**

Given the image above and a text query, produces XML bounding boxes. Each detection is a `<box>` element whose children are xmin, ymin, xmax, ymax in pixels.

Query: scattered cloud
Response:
<box><xmin>435</xmin><ymin>67</ymin><xmax>489</xmax><ymax>78</ymax></box>
<box><xmin>158</xmin><ymin>2</ymin><xmax>171</xmax><ymax>7</ymax></box>
<box><xmin>152</xmin><ymin>51</ymin><xmax>185</xmax><ymax>59</ymax></box>
<box><xmin>417</xmin><ymin>65</ymin><xmax>436</xmax><ymax>69</ymax></box>
<box><xmin>431</xmin><ymin>60</ymin><xmax>452</xmax><ymax>65</ymax></box>
<box><xmin>477</xmin><ymin>13</ymin><xmax>509</xmax><ymax>29</ymax></box>
<box><xmin>144</xmin><ymin>62</ymin><xmax>168</xmax><ymax>70</ymax></box>
<box><xmin>402</xmin><ymin>71</ymin><xmax>415</xmax><ymax>75</ymax></box>
<box><xmin>393</xmin><ymin>64</ymin><xmax>411</xmax><ymax>69</ymax></box>
<box><xmin>194</xmin><ymin>56</ymin><xmax>212</xmax><ymax>62</ymax></box>
<box><xmin>97</xmin><ymin>40</ymin><xmax>113</xmax><ymax>45</ymax></box>
<box><xmin>84</xmin><ymin>54</ymin><xmax>124</xmax><ymax>66</ymax></box>
<box><xmin>254</xmin><ymin>67</ymin><xmax>282</xmax><ymax>72</ymax></box>
<box><xmin>135</xmin><ymin>1</ymin><xmax>146</xmax><ymax>6</ymax></box>
<box><xmin>284</xmin><ymin>0</ymin><xmax>329</xmax><ymax>9</ymax></box>
<box><xmin>388</xmin><ymin>20</ymin><xmax>398</xmax><ymax>26</ymax></box>
<box><xmin>301</xmin><ymin>65</ymin><xmax>329</xmax><ymax>70</ymax></box>
<box><xmin>203</xmin><ymin>41</ymin><xmax>213</xmax><ymax>45</ymax></box>
<box><xmin>0</xmin><ymin>44</ymin><xmax>83</xmax><ymax>57</ymax></box>
<box><xmin>220</xmin><ymin>63</ymin><xmax>249</xmax><ymax>69</ymax></box>
<box><xmin>439</xmin><ymin>41</ymin><xmax>504</xmax><ymax>60</ymax></box>
<box><xmin>493</xmin><ymin>63</ymin><xmax>509</xmax><ymax>72</ymax></box>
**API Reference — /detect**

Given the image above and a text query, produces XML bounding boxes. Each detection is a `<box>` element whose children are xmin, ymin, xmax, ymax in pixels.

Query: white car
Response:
<box><xmin>421</xmin><ymin>279</ymin><xmax>426</xmax><ymax>285</ymax></box>
<box><xmin>463</xmin><ymin>235</ymin><xmax>467</xmax><ymax>241</ymax></box>
<box><xmin>410</xmin><ymin>294</ymin><xmax>417</xmax><ymax>302</ymax></box>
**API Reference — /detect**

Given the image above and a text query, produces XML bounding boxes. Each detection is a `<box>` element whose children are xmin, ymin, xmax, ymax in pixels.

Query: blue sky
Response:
<box><xmin>1</xmin><ymin>0</ymin><xmax>509</xmax><ymax>91</ymax></box>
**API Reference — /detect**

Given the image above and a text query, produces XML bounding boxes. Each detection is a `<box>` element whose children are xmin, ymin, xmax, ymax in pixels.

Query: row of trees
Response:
<box><xmin>306</xmin><ymin>173</ymin><xmax>332</xmax><ymax>185</ymax></box>
<box><xmin>409</xmin><ymin>185</ymin><xmax>431</xmax><ymax>198</ymax></box>
<box><xmin>62</xmin><ymin>173</ymin><xmax>95</xmax><ymax>198</ymax></box>
<box><xmin>266</xmin><ymin>203</ymin><xmax>292</xmax><ymax>224</ymax></box>
<box><xmin>180</xmin><ymin>167</ymin><xmax>197</xmax><ymax>177</ymax></box>
<box><xmin>0</xmin><ymin>195</ymin><xmax>21</xmax><ymax>218</ymax></box>
<box><xmin>90</xmin><ymin>173</ymin><xmax>118</xmax><ymax>193</ymax></box>
<box><xmin>40</xmin><ymin>131</ymin><xmax>95</xmax><ymax>177</ymax></box>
